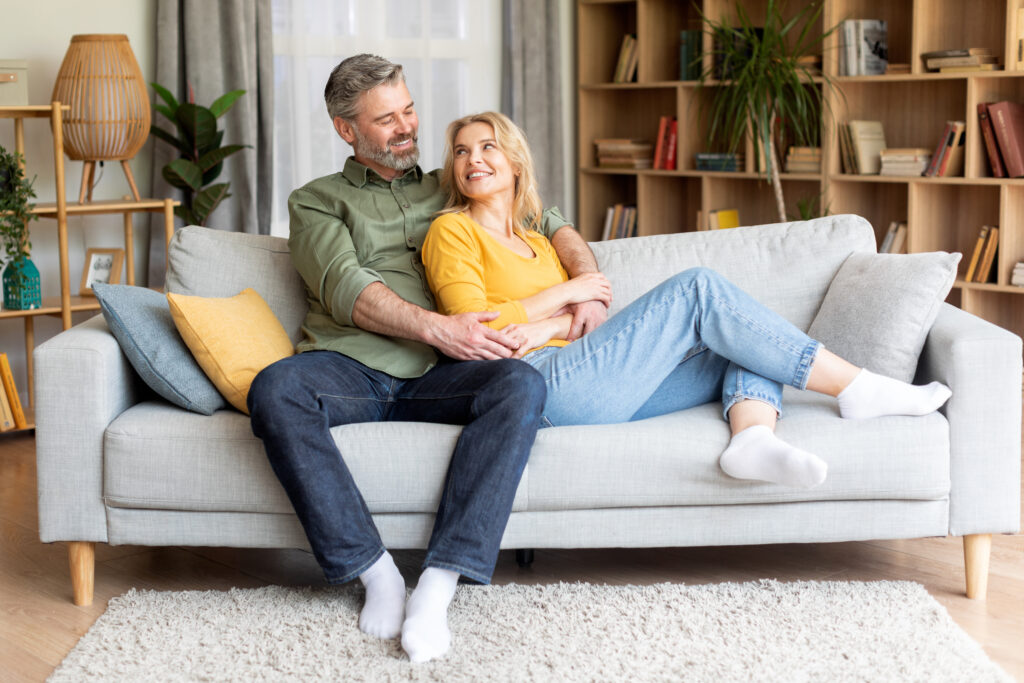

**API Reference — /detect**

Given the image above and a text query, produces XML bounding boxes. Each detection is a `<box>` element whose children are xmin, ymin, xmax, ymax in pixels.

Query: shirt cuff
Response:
<box><xmin>332</xmin><ymin>269</ymin><xmax>387</xmax><ymax>326</ymax></box>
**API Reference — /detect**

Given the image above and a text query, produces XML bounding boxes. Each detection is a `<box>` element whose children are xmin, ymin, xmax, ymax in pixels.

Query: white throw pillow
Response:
<box><xmin>807</xmin><ymin>251</ymin><xmax>961</xmax><ymax>383</ymax></box>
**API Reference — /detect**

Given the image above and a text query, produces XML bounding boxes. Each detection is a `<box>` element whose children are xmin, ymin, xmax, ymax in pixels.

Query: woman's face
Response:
<box><xmin>451</xmin><ymin>121</ymin><xmax>517</xmax><ymax>203</ymax></box>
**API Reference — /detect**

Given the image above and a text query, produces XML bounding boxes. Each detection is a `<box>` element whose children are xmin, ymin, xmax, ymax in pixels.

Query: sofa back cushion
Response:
<box><xmin>166</xmin><ymin>227</ymin><xmax>309</xmax><ymax>343</ymax></box>
<box><xmin>592</xmin><ymin>214</ymin><xmax>876</xmax><ymax>331</ymax></box>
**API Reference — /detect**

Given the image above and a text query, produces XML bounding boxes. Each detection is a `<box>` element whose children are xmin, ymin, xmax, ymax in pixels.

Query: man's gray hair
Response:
<box><xmin>324</xmin><ymin>54</ymin><xmax>405</xmax><ymax>121</ymax></box>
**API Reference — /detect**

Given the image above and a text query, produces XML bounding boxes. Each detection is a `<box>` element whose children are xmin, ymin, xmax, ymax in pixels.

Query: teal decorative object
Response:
<box><xmin>3</xmin><ymin>257</ymin><xmax>41</xmax><ymax>310</ymax></box>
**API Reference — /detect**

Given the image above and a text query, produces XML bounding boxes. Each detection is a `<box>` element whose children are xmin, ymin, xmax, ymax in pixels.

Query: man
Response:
<box><xmin>247</xmin><ymin>54</ymin><xmax>606</xmax><ymax>663</ymax></box>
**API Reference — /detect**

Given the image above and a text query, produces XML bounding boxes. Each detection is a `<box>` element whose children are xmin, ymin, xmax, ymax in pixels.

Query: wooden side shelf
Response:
<box><xmin>577</xmin><ymin>0</ymin><xmax>1024</xmax><ymax>340</ymax></box>
<box><xmin>1</xmin><ymin>103</ymin><xmax>179</xmax><ymax>413</ymax></box>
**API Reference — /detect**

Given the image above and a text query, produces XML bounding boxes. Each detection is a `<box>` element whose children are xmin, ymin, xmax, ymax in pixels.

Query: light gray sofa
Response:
<box><xmin>35</xmin><ymin>215</ymin><xmax>1021</xmax><ymax>606</ymax></box>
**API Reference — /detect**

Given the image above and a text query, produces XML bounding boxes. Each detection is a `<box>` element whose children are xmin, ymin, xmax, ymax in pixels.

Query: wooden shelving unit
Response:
<box><xmin>0</xmin><ymin>103</ymin><xmax>178</xmax><ymax>426</ymax></box>
<box><xmin>576</xmin><ymin>0</ymin><xmax>1024</xmax><ymax>339</ymax></box>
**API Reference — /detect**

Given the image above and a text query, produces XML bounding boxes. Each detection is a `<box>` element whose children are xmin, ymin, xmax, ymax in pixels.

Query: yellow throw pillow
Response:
<box><xmin>167</xmin><ymin>288</ymin><xmax>295</xmax><ymax>414</ymax></box>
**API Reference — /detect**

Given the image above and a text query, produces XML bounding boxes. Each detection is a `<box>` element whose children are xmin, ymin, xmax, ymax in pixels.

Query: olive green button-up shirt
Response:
<box><xmin>288</xmin><ymin>157</ymin><xmax>570</xmax><ymax>378</ymax></box>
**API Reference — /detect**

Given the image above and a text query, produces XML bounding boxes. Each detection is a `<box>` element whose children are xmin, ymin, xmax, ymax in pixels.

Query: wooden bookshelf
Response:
<box><xmin>576</xmin><ymin>0</ymin><xmax>1024</xmax><ymax>340</ymax></box>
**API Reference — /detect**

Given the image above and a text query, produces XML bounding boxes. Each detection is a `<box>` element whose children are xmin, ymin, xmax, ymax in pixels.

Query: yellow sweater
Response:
<box><xmin>422</xmin><ymin>212</ymin><xmax>570</xmax><ymax>350</ymax></box>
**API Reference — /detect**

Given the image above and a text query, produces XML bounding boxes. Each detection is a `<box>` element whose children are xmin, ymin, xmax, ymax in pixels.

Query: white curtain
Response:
<box><xmin>270</xmin><ymin>0</ymin><xmax>501</xmax><ymax>237</ymax></box>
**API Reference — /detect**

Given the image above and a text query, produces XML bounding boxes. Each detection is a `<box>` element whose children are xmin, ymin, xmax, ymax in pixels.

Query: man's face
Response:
<box><xmin>334</xmin><ymin>81</ymin><xmax>419</xmax><ymax>178</ymax></box>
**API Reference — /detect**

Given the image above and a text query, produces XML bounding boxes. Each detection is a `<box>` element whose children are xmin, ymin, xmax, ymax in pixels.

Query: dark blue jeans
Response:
<box><xmin>248</xmin><ymin>351</ymin><xmax>545</xmax><ymax>585</ymax></box>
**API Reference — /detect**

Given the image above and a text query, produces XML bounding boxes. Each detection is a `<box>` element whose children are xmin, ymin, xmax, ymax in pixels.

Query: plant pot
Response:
<box><xmin>3</xmin><ymin>257</ymin><xmax>41</xmax><ymax>310</ymax></box>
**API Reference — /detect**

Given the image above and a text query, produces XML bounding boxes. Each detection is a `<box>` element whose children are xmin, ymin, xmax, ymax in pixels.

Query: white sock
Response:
<box><xmin>837</xmin><ymin>369</ymin><xmax>952</xmax><ymax>420</ymax></box>
<box><xmin>719</xmin><ymin>424</ymin><xmax>828</xmax><ymax>488</ymax></box>
<box><xmin>358</xmin><ymin>552</ymin><xmax>406</xmax><ymax>639</ymax></box>
<box><xmin>401</xmin><ymin>567</ymin><xmax>460</xmax><ymax>663</ymax></box>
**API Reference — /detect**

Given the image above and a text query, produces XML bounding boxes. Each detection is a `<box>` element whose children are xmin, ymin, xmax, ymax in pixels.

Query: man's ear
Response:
<box><xmin>334</xmin><ymin>116</ymin><xmax>357</xmax><ymax>145</ymax></box>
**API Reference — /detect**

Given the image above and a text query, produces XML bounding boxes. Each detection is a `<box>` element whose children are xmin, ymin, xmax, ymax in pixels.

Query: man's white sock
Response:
<box><xmin>837</xmin><ymin>368</ymin><xmax>952</xmax><ymax>420</ymax></box>
<box><xmin>358</xmin><ymin>552</ymin><xmax>406</xmax><ymax>639</ymax></box>
<box><xmin>401</xmin><ymin>567</ymin><xmax>460</xmax><ymax>663</ymax></box>
<box><xmin>719</xmin><ymin>424</ymin><xmax>828</xmax><ymax>488</ymax></box>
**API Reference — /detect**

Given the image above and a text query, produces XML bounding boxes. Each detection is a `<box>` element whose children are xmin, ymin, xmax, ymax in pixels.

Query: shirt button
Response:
<box><xmin>402</xmin><ymin>203</ymin><xmax>410</xmax><ymax>208</ymax></box>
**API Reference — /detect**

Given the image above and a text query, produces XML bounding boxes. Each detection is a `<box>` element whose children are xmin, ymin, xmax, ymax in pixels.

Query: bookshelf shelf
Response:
<box><xmin>577</xmin><ymin>0</ymin><xmax>1024</xmax><ymax>340</ymax></box>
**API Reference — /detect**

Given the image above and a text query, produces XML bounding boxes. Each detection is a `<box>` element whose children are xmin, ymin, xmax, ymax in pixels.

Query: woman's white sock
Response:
<box><xmin>357</xmin><ymin>552</ymin><xmax>406</xmax><ymax>639</ymax></box>
<box><xmin>719</xmin><ymin>425</ymin><xmax>828</xmax><ymax>488</ymax></box>
<box><xmin>401</xmin><ymin>567</ymin><xmax>460</xmax><ymax>663</ymax></box>
<box><xmin>837</xmin><ymin>369</ymin><xmax>952</xmax><ymax>420</ymax></box>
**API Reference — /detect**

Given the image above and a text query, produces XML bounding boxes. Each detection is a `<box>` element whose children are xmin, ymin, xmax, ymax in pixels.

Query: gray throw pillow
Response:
<box><xmin>93</xmin><ymin>283</ymin><xmax>226</xmax><ymax>415</ymax></box>
<box><xmin>806</xmin><ymin>251</ymin><xmax>961</xmax><ymax>383</ymax></box>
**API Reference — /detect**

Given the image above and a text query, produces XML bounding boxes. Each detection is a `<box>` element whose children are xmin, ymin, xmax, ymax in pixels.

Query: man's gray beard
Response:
<box><xmin>351</xmin><ymin>125</ymin><xmax>419</xmax><ymax>171</ymax></box>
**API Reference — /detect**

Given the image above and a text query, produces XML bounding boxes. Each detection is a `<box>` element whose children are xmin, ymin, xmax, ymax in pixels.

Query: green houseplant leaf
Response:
<box><xmin>209</xmin><ymin>89</ymin><xmax>246</xmax><ymax>118</ymax></box>
<box><xmin>0</xmin><ymin>146</ymin><xmax>37</xmax><ymax>290</ymax></box>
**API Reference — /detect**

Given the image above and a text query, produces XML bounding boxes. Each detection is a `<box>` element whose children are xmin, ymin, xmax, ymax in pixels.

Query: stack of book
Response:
<box><xmin>922</xmin><ymin>121</ymin><xmax>966</xmax><ymax>177</ymax></box>
<box><xmin>878</xmin><ymin>221</ymin><xmax>908</xmax><ymax>254</ymax></box>
<box><xmin>964</xmin><ymin>225</ymin><xmax>1000</xmax><ymax>283</ymax></box>
<box><xmin>613</xmin><ymin>34</ymin><xmax>639</xmax><ymax>83</ymax></box>
<box><xmin>784</xmin><ymin>146</ymin><xmax>821</xmax><ymax>173</ymax></box>
<box><xmin>601</xmin><ymin>204</ymin><xmax>638</xmax><ymax>241</ymax></box>
<box><xmin>839</xmin><ymin>19</ymin><xmax>887</xmax><ymax>76</ymax></box>
<box><xmin>679</xmin><ymin>29</ymin><xmax>702</xmax><ymax>81</ymax></box>
<box><xmin>921</xmin><ymin>48</ymin><xmax>999</xmax><ymax>73</ymax></box>
<box><xmin>0</xmin><ymin>352</ymin><xmax>27</xmax><ymax>431</ymax></box>
<box><xmin>1012</xmin><ymin>262</ymin><xmax>1024</xmax><ymax>287</ymax></box>
<box><xmin>984</xmin><ymin>101</ymin><xmax>1024</xmax><ymax>178</ymax></box>
<box><xmin>879</xmin><ymin>148</ymin><xmax>931</xmax><ymax>176</ymax></box>
<box><xmin>838</xmin><ymin>120</ymin><xmax>886</xmax><ymax>174</ymax></box>
<box><xmin>593</xmin><ymin>138</ymin><xmax>654</xmax><ymax>169</ymax></box>
<box><xmin>695</xmin><ymin>152</ymin><xmax>743</xmax><ymax>172</ymax></box>
<box><xmin>652</xmin><ymin>116</ymin><xmax>678</xmax><ymax>170</ymax></box>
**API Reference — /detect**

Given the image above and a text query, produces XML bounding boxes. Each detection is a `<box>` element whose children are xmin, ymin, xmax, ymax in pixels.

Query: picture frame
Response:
<box><xmin>79</xmin><ymin>248</ymin><xmax>125</xmax><ymax>296</ymax></box>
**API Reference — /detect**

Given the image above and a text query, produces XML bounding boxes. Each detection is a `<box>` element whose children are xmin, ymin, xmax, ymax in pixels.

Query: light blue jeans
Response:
<box><xmin>523</xmin><ymin>267</ymin><xmax>821</xmax><ymax>427</ymax></box>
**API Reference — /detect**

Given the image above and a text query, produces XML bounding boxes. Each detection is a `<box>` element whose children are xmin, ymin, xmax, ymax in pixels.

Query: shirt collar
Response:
<box><xmin>342</xmin><ymin>157</ymin><xmax>424</xmax><ymax>187</ymax></box>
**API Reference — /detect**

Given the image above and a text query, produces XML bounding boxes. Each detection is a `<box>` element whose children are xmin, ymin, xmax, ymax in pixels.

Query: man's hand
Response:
<box><xmin>429</xmin><ymin>311</ymin><xmax>521</xmax><ymax>360</ymax></box>
<box><xmin>566</xmin><ymin>300</ymin><xmax>608</xmax><ymax>342</ymax></box>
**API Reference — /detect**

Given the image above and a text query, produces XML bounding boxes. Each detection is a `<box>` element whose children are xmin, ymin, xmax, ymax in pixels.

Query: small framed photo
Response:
<box><xmin>80</xmin><ymin>248</ymin><xmax>125</xmax><ymax>296</ymax></box>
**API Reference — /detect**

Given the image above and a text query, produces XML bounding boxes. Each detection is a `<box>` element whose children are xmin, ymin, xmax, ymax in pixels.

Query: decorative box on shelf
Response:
<box><xmin>0</xmin><ymin>60</ymin><xmax>28</xmax><ymax>106</ymax></box>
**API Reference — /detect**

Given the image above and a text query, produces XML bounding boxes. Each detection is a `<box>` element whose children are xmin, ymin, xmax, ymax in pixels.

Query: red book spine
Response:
<box><xmin>923</xmin><ymin>122</ymin><xmax>951</xmax><ymax>177</ymax></box>
<box><xmin>978</xmin><ymin>103</ymin><xmax>1007</xmax><ymax>178</ymax></box>
<box><xmin>664</xmin><ymin>118</ymin><xmax>678</xmax><ymax>170</ymax></box>
<box><xmin>652</xmin><ymin>116</ymin><xmax>668</xmax><ymax>170</ymax></box>
<box><xmin>990</xmin><ymin>102</ymin><xmax>1024</xmax><ymax>178</ymax></box>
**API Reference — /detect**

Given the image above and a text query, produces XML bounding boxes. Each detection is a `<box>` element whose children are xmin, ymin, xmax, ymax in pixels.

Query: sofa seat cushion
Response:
<box><xmin>104</xmin><ymin>391</ymin><xmax>949</xmax><ymax>516</ymax></box>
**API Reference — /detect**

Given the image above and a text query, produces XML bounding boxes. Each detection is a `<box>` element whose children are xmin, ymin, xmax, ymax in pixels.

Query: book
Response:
<box><xmin>840</xmin><ymin>20</ymin><xmax>888</xmax><ymax>75</ymax></box>
<box><xmin>0</xmin><ymin>352</ymin><xmax>27</xmax><ymax>429</ymax></box>
<box><xmin>1012</xmin><ymin>261</ymin><xmax>1024</xmax><ymax>286</ymax></box>
<box><xmin>879</xmin><ymin>220</ymin><xmax>898</xmax><ymax>253</ymax></box>
<box><xmin>939</xmin><ymin>64</ymin><xmax>1000</xmax><ymax>73</ymax></box>
<box><xmin>920</xmin><ymin>48</ymin><xmax>994</xmax><ymax>60</ymax></box>
<box><xmin>663</xmin><ymin>118</ymin><xmax>678</xmax><ymax>170</ymax></box>
<box><xmin>624</xmin><ymin>37</ymin><xmax>639</xmax><ymax>82</ymax></box>
<box><xmin>923</xmin><ymin>121</ymin><xmax>954</xmax><ymax>177</ymax></box>
<box><xmin>0</xmin><ymin>379</ymin><xmax>14</xmax><ymax>431</ymax></box>
<box><xmin>612</xmin><ymin>34</ymin><xmax>636</xmax><ymax>82</ymax></box>
<box><xmin>978</xmin><ymin>103</ymin><xmax>1008</xmax><ymax>177</ymax></box>
<box><xmin>679</xmin><ymin>29</ymin><xmax>702</xmax><ymax>80</ymax></box>
<box><xmin>975</xmin><ymin>225</ymin><xmax>1000</xmax><ymax>283</ymax></box>
<box><xmin>848</xmin><ymin>120</ymin><xmax>886</xmax><ymax>174</ymax></box>
<box><xmin>885</xmin><ymin>63</ymin><xmax>911</xmax><ymax>74</ymax></box>
<box><xmin>695</xmin><ymin>152</ymin><xmax>743</xmax><ymax>171</ymax></box>
<box><xmin>710</xmin><ymin>208</ymin><xmax>740</xmax><ymax>229</ymax></box>
<box><xmin>988</xmin><ymin>101</ymin><xmax>1024</xmax><ymax>177</ymax></box>
<box><xmin>888</xmin><ymin>222</ymin><xmax>907</xmax><ymax>254</ymax></box>
<box><xmin>964</xmin><ymin>225</ymin><xmax>990</xmax><ymax>281</ymax></box>
<box><xmin>652</xmin><ymin>116</ymin><xmax>670</xmax><ymax>170</ymax></box>
<box><xmin>606</xmin><ymin>204</ymin><xmax>624</xmax><ymax>240</ymax></box>
<box><xmin>838</xmin><ymin>123</ymin><xmax>856</xmax><ymax>173</ymax></box>
<box><xmin>926</xmin><ymin>55</ymin><xmax>998</xmax><ymax>69</ymax></box>
<box><xmin>595</xmin><ymin>139</ymin><xmax>655</xmax><ymax>169</ymax></box>
<box><xmin>601</xmin><ymin>206</ymin><xmax>615</xmax><ymax>241</ymax></box>
<box><xmin>879</xmin><ymin>148</ymin><xmax>931</xmax><ymax>176</ymax></box>
<box><xmin>936</xmin><ymin>121</ymin><xmax>966</xmax><ymax>177</ymax></box>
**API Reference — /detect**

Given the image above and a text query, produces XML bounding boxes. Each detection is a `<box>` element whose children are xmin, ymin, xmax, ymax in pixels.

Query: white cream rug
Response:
<box><xmin>49</xmin><ymin>579</ymin><xmax>1010</xmax><ymax>682</ymax></box>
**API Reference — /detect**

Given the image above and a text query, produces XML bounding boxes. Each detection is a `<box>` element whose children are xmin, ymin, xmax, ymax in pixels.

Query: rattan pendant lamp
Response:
<box><xmin>51</xmin><ymin>34</ymin><xmax>150</xmax><ymax>203</ymax></box>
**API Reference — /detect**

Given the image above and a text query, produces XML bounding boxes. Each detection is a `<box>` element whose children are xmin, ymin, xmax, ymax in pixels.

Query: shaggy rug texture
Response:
<box><xmin>49</xmin><ymin>579</ymin><xmax>1010</xmax><ymax>682</ymax></box>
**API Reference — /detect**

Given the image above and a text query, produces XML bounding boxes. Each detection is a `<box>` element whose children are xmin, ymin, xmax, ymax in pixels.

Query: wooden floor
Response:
<box><xmin>2</xmin><ymin>431</ymin><xmax>1022</xmax><ymax>682</ymax></box>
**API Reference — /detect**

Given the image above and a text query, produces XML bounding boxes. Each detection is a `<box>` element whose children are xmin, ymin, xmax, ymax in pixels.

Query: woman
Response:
<box><xmin>422</xmin><ymin>112</ymin><xmax>951</xmax><ymax>488</ymax></box>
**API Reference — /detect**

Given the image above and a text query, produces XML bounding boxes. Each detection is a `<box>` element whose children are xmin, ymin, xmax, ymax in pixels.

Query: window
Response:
<box><xmin>271</xmin><ymin>0</ymin><xmax>501</xmax><ymax>236</ymax></box>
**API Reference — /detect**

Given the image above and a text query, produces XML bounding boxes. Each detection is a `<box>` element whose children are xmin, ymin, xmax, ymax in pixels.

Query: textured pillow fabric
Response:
<box><xmin>92</xmin><ymin>283</ymin><xmax>226</xmax><ymax>415</ymax></box>
<box><xmin>167</xmin><ymin>287</ymin><xmax>296</xmax><ymax>414</ymax></box>
<box><xmin>807</xmin><ymin>251</ymin><xmax>961</xmax><ymax>383</ymax></box>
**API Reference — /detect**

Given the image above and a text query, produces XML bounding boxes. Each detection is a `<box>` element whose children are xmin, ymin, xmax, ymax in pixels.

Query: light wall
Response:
<box><xmin>0</xmin><ymin>1</ymin><xmax>157</xmax><ymax>406</ymax></box>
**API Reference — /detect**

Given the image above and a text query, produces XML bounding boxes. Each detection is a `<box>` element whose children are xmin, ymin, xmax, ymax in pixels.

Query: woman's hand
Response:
<box><xmin>503</xmin><ymin>317</ymin><xmax>566</xmax><ymax>359</ymax></box>
<box><xmin>559</xmin><ymin>273</ymin><xmax>612</xmax><ymax>308</ymax></box>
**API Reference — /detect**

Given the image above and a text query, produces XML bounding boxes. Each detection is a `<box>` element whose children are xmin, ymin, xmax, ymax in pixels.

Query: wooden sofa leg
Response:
<box><xmin>68</xmin><ymin>541</ymin><xmax>95</xmax><ymax>606</ymax></box>
<box><xmin>963</xmin><ymin>534</ymin><xmax>991</xmax><ymax>600</ymax></box>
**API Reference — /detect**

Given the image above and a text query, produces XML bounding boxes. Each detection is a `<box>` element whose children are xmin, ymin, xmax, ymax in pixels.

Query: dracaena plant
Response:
<box><xmin>0</xmin><ymin>146</ymin><xmax>37</xmax><ymax>288</ymax></box>
<box><xmin>149</xmin><ymin>83</ymin><xmax>249</xmax><ymax>226</ymax></box>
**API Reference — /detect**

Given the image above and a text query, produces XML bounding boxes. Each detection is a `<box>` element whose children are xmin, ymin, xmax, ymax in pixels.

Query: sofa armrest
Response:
<box><xmin>34</xmin><ymin>314</ymin><xmax>144</xmax><ymax>543</ymax></box>
<box><xmin>917</xmin><ymin>303</ymin><xmax>1022</xmax><ymax>536</ymax></box>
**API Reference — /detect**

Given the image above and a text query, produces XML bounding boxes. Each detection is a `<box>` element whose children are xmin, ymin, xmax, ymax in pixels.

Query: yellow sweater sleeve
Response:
<box><xmin>422</xmin><ymin>214</ymin><xmax>528</xmax><ymax>330</ymax></box>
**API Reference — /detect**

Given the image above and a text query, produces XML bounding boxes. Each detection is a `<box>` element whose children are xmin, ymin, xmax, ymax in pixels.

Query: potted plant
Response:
<box><xmin>149</xmin><ymin>84</ymin><xmax>250</xmax><ymax>227</ymax></box>
<box><xmin>696</xmin><ymin>0</ymin><xmax>839</xmax><ymax>222</ymax></box>
<box><xmin>0</xmin><ymin>146</ymin><xmax>41</xmax><ymax>309</ymax></box>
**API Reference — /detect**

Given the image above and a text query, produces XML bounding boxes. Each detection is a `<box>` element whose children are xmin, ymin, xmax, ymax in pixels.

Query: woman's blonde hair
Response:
<box><xmin>439</xmin><ymin>111</ymin><xmax>544</xmax><ymax>234</ymax></box>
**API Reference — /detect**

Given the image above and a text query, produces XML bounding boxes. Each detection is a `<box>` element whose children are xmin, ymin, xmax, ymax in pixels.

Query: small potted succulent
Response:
<box><xmin>0</xmin><ymin>145</ymin><xmax>41</xmax><ymax>309</ymax></box>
